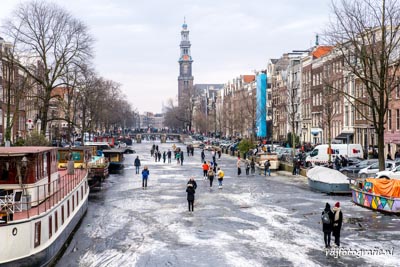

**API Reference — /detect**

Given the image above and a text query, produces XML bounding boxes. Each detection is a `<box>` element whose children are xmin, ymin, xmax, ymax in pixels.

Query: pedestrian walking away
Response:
<box><xmin>202</xmin><ymin>161</ymin><xmax>209</xmax><ymax>179</ymax></box>
<box><xmin>134</xmin><ymin>156</ymin><xmax>141</xmax><ymax>174</ymax></box>
<box><xmin>332</xmin><ymin>202</ymin><xmax>343</xmax><ymax>247</ymax></box>
<box><xmin>216</xmin><ymin>167</ymin><xmax>224</xmax><ymax>189</ymax></box>
<box><xmin>163</xmin><ymin>151</ymin><xmax>166</xmax><ymax>163</ymax></box>
<box><xmin>321</xmin><ymin>202</ymin><xmax>334</xmax><ymax>249</ymax></box>
<box><xmin>208</xmin><ymin>167</ymin><xmax>215</xmax><ymax>188</ymax></box>
<box><xmin>237</xmin><ymin>157</ymin><xmax>242</xmax><ymax>176</ymax></box>
<box><xmin>250</xmin><ymin>158</ymin><xmax>255</xmax><ymax>175</ymax></box>
<box><xmin>245</xmin><ymin>160</ymin><xmax>250</xmax><ymax>175</ymax></box>
<box><xmin>186</xmin><ymin>177</ymin><xmax>197</xmax><ymax>212</ymax></box>
<box><xmin>141</xmin><ymin>166</ymin><xmax>150</xmax><ymax>189</ymax></box>
<box><xmin>167</xmin><ymin>150</ymin><xmax>172</xmax><ymax>163</ymax></box>
<box><xmin>180</xmin><ymin>150</ymin><xmax>184</xmax><ymax>165</ymax></box>
<box><xmin>264</xmin><ymin>160</ymin><xmax>271</xmax><ymax>176</ymax></box>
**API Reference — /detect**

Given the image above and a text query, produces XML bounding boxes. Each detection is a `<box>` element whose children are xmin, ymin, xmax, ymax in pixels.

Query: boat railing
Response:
<box><xmin>0</xmin><ymin>169</ymin><xmax>87</xmax><ymax>222</ymax></box>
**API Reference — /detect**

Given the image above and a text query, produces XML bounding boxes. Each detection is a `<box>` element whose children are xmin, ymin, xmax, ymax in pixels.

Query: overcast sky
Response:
<box><xmin>0</xmin><ymin>0</ymin><xmax>331</xmax><ymax>113</ymax></box>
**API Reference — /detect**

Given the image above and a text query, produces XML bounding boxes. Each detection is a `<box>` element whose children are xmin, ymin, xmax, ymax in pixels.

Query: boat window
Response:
<box><xmin>34</xmin><ymin>221</ymin><xmax>41</xmax><ymax>248</ymax></box>
<box><xmin>43</xmin><ymin>153</ymin><xmax>48</xmax><ymax>178</ymax></box>
<box><xmin>61</xmin><ymin>205</ymin><xmax>65</xmax><ymax>224</ymax></box>
<box><xmin>55</xmin><ymin>211</ymin><xmax>58</xmax><ymax>233</ymax></box>
<box><xmin>49</xmin><ymin>215</ymin><xmax>53</xmax><ymax>239</ymax></box>
<box><xmin>310</xmin><ymin>149</ymin><xmax>318</xmax><ymax>157</ymax></box>
<box><xmin>67</xmin><ymin>200</ymin><xmax>70</xmax><ymax>217</ymax></box>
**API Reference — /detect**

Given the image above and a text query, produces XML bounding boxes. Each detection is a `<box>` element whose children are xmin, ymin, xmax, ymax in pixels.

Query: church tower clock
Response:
<box><xmin>178</xmin><ymin>19</ymin><xmax>194</xmax><ymax>108</ymax></box>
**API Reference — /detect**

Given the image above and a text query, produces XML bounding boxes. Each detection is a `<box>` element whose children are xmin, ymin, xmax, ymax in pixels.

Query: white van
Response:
<box><xmin>306</xmin><ymin>144</ymin><xmax>363</xmax><ymax>166</ymax></box>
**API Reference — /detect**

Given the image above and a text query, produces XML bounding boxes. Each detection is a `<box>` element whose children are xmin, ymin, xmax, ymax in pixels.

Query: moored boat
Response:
<box><xmin>103</xmin><ymin>148</ymin><xmax>125</xmax><ymax>173</ymax></box>
<box><xmin>351</xmin><ymin>178</ymin><xmax>400</xmax><ymax>213</ymax></box>
<box><xmin>0</xmin><ymin>147</ymin><xmax>89</xmax><ymax>266</ymax></box>
<box><xmin>255</xmin><ymin>152</ymin><xmax>280</xmax><ymax>171</ymax></box>
<box><xmin>307</xmin><ymin>166</ymin><xmax>351</xmax><ymax>194</ymax></box>
<box><xmin>87</xmin><ymin>155</ymin><xmax>109</xmax><ymax>188</ymax></box>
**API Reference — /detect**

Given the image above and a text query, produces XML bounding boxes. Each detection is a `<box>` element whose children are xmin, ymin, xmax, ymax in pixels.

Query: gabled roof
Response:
<box><xmin>312</xmin><ymin>46</ymin><xmax>333</xmax><ymax>58</ymax></box>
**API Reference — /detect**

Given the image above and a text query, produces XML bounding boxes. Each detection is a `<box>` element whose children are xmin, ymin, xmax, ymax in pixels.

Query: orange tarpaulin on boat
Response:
<box><xmin>366</xmin><ymin>178</ymin><xmax>400</xmax><ymax>198</ymax></box>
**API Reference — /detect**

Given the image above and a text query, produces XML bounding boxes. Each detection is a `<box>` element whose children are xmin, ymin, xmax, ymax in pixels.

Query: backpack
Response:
<box><xmin>321</xmin><ymin>211</ymin><xmax>331</xmax><ymax>224</ymax></box>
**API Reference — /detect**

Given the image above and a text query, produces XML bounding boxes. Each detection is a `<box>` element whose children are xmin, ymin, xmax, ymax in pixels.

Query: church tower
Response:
<box><xmin>178</xmin><ymin>19</ymin><xmax>194</xmax><ymax>108</ymax></box>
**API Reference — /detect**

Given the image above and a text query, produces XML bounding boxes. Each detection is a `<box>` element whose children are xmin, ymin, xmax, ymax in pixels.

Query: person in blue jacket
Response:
<box><xmin>141</xmin><ymin>166</ymin><xmax>149</xmax><ymax>189</ymax></box>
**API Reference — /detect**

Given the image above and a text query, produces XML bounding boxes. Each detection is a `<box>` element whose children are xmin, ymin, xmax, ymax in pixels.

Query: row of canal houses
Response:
<box><xmin>216</xmin><ymin>40</ymin><xmax>400</xmax><ymax>158</ymax></box>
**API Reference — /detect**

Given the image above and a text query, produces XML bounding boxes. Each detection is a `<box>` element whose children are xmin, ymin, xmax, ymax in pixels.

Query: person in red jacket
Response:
<box><xmin>202</xmin><ymin>161</ymin><xmax>209</xmax><ymax>179</ymax></box>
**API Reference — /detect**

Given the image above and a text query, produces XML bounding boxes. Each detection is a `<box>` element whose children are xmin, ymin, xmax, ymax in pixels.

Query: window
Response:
<box><xmin>397</xmin><ymin>109</ymin><xmax>400</xmax><ymax>130</ymax></box>
<box><xmin>34</xmin><ymin>222</ymin><xmax>41</xmax><ymax>248</ymax></box>
<box><xmin>76</xmin><ymin>191</ymin><xmax>79</xmax><ymax>206</ymax></box>
<box><xmin>55</xmin><ymin>211</ymin><xmax>58</xmax><ymax>233</ymax></box>
<box><xmin>72</xmin><ymin>195</ymin><xmax>75</xmax><ymax>211</ymax></box>
<box><xmin>396</xmin><ymin>83</ymin><xmax>400</xmax><ymax>99</ymax></box>
<box><xmin>81</xmin><ymin>186</ymin><xmax>83</xmax><ymax>200</ymax></box>
<box><xmin>388</xmin><ymin>110</ymin><xmax>392</xmax><ymax>130</ymax></box>
<box><xmin>67</xmin><ymin>200</ymin><xmax>70</xmax><ymax>217</ymax></box>
<box><xmin>49</xmin><ymin>215</ymin><xmax>53</xmax><ymax>239</ymax></box>
<box><xmin>62</xmin><ymin>206</ymin><xmax>65</xmax><ymax>224</ymax></box>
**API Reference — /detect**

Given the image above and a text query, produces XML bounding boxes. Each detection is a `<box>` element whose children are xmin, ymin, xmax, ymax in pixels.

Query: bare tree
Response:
<box><xmin>2</xmin><ymin>0</ymin><xmax>94</xmax><ymax>136</ymax></box>
<box><xmin>324</xmin><ymin>0</ymin><xmax>400</xmax><ymax>170</ymax></box>
<box><xmin>164</xmin><ymin>99</ymin><xmax>185</xmax><ymax>130</ymax></box>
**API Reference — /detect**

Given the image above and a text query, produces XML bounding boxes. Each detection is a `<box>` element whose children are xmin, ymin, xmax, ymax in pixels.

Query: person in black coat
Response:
<box><xmin>332</xmin><ymin>202</ymin><xmax>343</xmax><ymax>247</ymax></box>
<box><xmin>134</xmin><ymin>156</ymin><xmax>141</xmax><ymax>174</ymax></box>
<box><xmin>322</xmin><ymin>202</ymin><xmax>334</xmax><ymax>248</ymax></box>
<box><xmin>186</xmin><ymin>178</ymin><xmax>196</xmax><ymax>212</ymax></box>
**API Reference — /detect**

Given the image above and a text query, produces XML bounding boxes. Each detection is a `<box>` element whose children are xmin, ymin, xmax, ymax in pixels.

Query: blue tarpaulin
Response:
<box><xmin>256</xmin><ymin>73</ymin><xmax>267</xmax><ymax>137</ymax></box>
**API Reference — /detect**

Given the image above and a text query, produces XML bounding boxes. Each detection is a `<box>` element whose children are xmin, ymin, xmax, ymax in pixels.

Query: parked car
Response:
<box><xmin>358</xmin><ymin>161</ymin><xmax>399</xmax><ymax>178</ymax></box>
<box><xmin>339</xmin><ymin>159</ymin><xmax>378</xmax><ymax>177</ymax></box>
<box><xmin>375</xmin><ymin>164</ymin><xmax>400</xmax><ymax>179</ymax></box>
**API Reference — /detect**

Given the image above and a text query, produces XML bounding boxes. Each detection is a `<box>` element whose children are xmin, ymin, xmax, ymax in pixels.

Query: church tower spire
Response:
<box><xmin>178</xmin><ymin>18</ymin><xmax>194</xmax><ymax>108</ymax></box>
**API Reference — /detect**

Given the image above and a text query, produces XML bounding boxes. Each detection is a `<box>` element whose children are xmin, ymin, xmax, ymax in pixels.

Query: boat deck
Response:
<box><xmin>0</xmin><ymin>169</ymin><xmax>87</xmax><ymax>224</ymax></box>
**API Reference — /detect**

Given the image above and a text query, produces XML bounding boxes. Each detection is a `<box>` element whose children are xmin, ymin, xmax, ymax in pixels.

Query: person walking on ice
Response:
<box><xmin>141</xmin><ymin>166</ymin><xmax>149</xmax><ymax>189</ymax></box>
<box><xmin>134</xmin><ymin>156</ymin><xmax>141</xmax><ymax>174</ymax></box>
<box><xmin>208</xmin><ymin>166</ymin><xmax>215</xmax><ymax>188</ymax></box>
<box><xmin>186</xmin><ymin>177</ymin><xmax>197</xmax><ymax>212</ymax></box>
<box><xmin>264</xmin><ymin>160</ymin><xmax>271</xmax><ymax>176</ymax></box>
<box><xmin>321</xmin><ymin>202</ymin><xmax>334</xmax><ymax>249</ymax></box>
<box><xmin>216</xmin><ymin>167</ymin><xmax>224</xmax><ymax>189</ymax></box>
<box><xmin>237</xmin><ymin>157</ymin><xmax>242</xmax><ymax>176</ymax></box>
<box><xmin>332</xmin><ymin>202</ymin><xmax>343</xmax><ymax>247</ymax></box>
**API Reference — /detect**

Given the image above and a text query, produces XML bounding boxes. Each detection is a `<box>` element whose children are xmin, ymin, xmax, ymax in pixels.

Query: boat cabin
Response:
<box><xmin>57</xmin><ymin>147</ymin><xmax>91</xmax><ymax>169</ymax></box>
<box><xmin>0</xmin><ymin>147</ymin><xmax>59</xmax><ymax>209</ymax></box>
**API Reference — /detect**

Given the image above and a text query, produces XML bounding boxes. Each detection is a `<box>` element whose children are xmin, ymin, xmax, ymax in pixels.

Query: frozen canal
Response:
<box><xmin>56</xmin><ymin>142</ymin><xmax>399</xmax><ymax>267</ymax></box>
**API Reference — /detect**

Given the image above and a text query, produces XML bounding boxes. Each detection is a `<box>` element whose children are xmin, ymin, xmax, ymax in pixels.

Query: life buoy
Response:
<box><xmin>12</xmin><ymin>227</ymin><xmax>17</xmax><ymax>236</ymax></box>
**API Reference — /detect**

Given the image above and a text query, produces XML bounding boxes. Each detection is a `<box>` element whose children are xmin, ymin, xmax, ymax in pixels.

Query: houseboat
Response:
<box><xmin>351</xmin><ymin>178</ymin><xmax>400</xmax><ymax>213</ymax></box>
<box><xmin>0</xmin><ymin>147</ymin><xmax>89</xmax><ymax>266</ymax></box>
<box><xmin>87</xmin><ymin>155</ymin><xmax>109</xmax><ymax>188</ymax></box>
<box><xmin>102</xmin><ymin>148</ymin><xmax>125</xmax><ymax>173</ymax></box>
<box><xmin>307</xmin><ymin>166</ymin><xmax>351</xmax><ymax>194</ymax></box>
